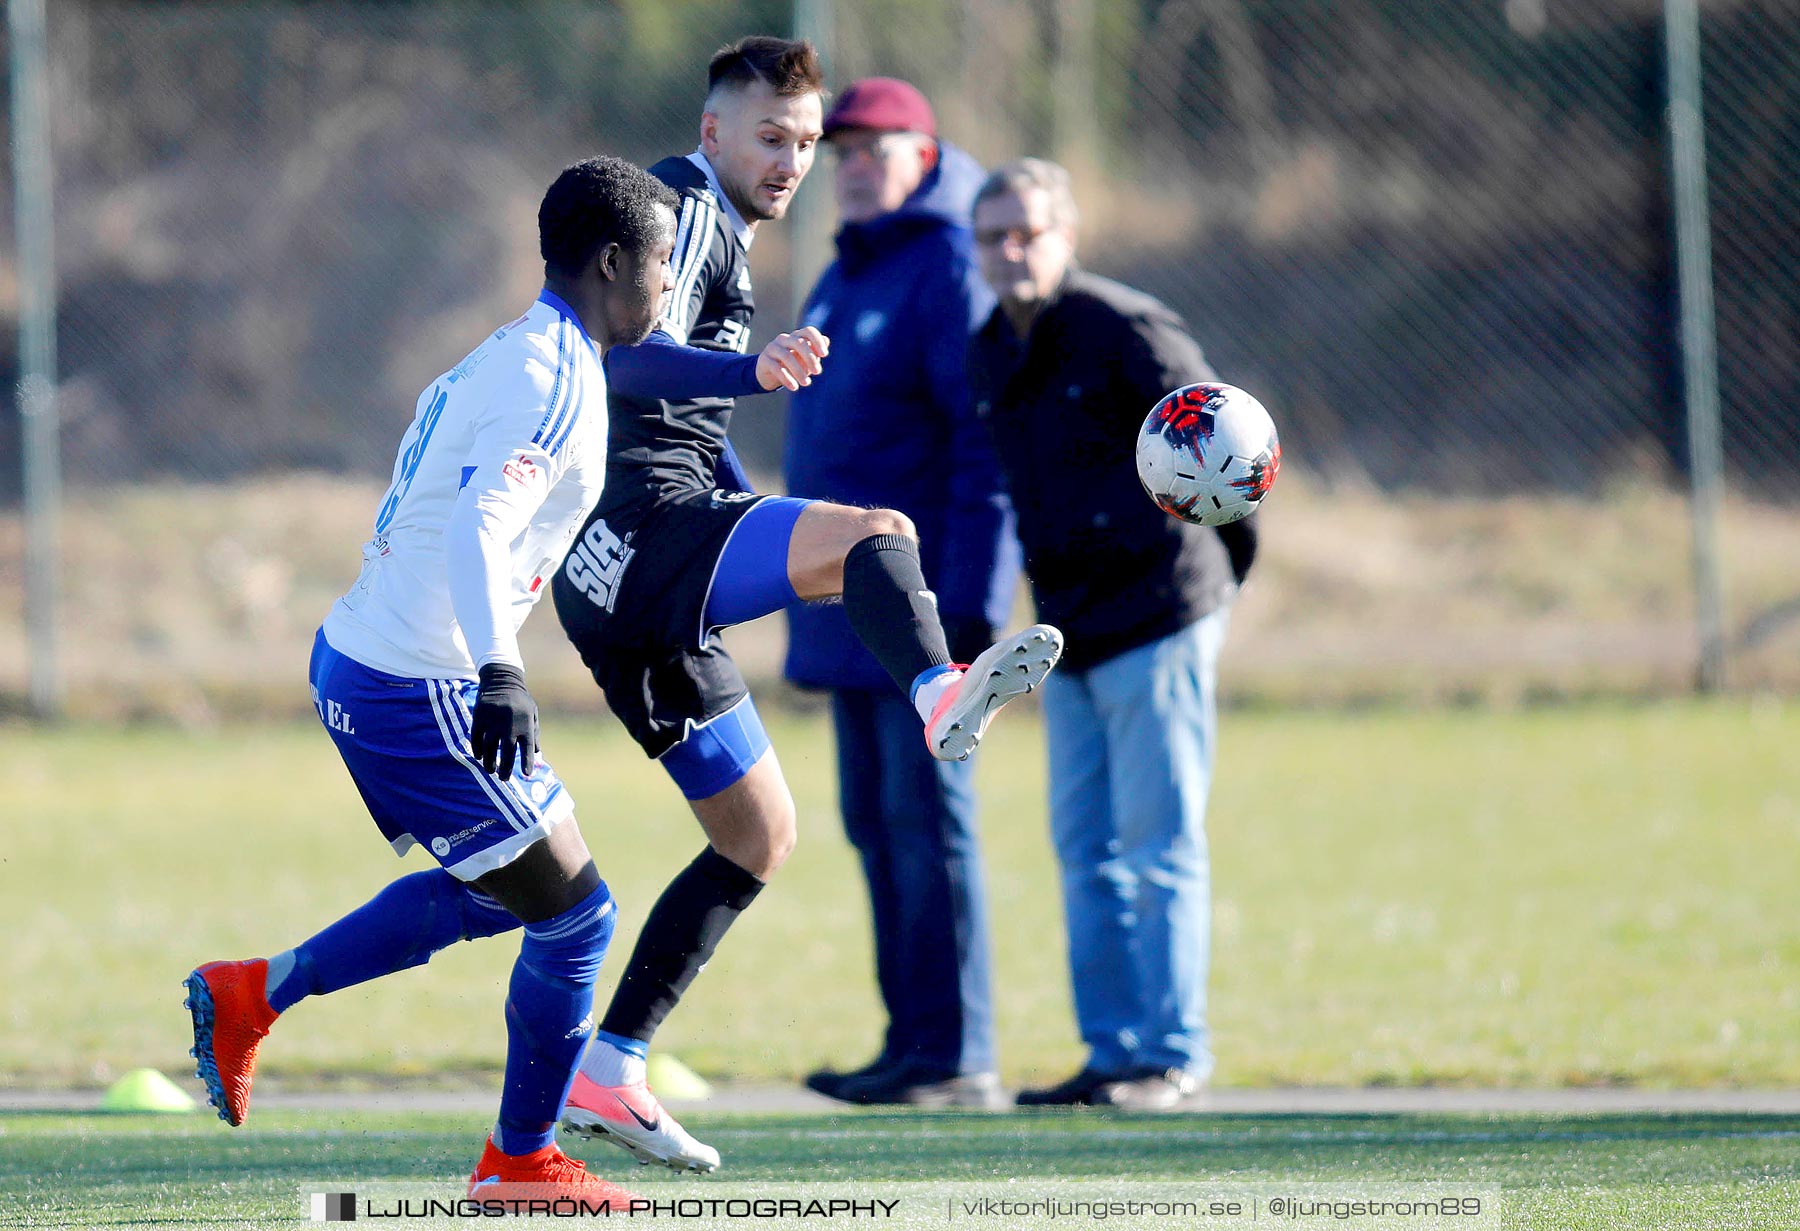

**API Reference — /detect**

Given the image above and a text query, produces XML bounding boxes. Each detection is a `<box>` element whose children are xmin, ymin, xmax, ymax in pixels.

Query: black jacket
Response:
<box><xmin>968</xmin><ymin>267</ymin><xmax>1257</xmax><ymax>672</ymax></box>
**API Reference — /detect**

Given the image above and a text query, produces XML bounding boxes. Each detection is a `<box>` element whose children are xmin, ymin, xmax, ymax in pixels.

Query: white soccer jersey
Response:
<box><xmin>324</xmin><ymin>291</ymin><xmax>607</xmax><ymax>679</ymax></box>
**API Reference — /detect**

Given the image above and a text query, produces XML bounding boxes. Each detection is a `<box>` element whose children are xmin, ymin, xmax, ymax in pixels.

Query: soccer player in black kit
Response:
<box><xmin>551</xmin><ymin>38</ymin><xmax>1061</xmax><ymax>1172</ymax></box>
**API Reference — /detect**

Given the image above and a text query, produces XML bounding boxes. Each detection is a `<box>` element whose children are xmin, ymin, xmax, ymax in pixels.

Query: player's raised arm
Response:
<box><xmin>604</xmin><ymin>324</ymin><xmax>828</xmax><ymax>399</ymax></box>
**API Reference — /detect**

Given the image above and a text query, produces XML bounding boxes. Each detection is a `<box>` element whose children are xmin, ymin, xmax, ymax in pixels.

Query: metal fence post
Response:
<box><xmin>1665</xmin><ymin>0</ymin><xmax>1727</xmax><ymax>694</ymax></box>
<box><xmin>8</xmin><ymin>0</ymin><xmax>63</xmax><ymax>719</ymax></box>
<box><xmin>790</xmin><ymin>0</ymin><xmax>837</xmax><ymax>309</ymax></box>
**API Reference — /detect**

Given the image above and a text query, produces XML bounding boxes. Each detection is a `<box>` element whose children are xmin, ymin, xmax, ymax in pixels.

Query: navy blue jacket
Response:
<box><xmin>783</xmin><ymin>143</ymin><xmax>1020</xmax><ymax>691</ymax></box>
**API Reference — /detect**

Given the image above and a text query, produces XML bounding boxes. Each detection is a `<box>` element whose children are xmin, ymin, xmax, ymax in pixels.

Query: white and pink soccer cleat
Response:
<box><xmin>560</xmin><ymin>1071</ymin><xmax>720</xmax><ymax>1173</ymax></box>
<box><xmin>924</xmin><ymin>624</ymin><xmax>1063</xmax><ymax>762</ymax></box>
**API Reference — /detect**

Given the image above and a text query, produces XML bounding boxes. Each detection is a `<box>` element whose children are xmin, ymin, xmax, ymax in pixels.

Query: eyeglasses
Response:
<box><xmin>827</xmin><ymin>132</ymin><xmax>920</xmax><ymax>165</ymax></box>
<box><xmin>973</xmin><ymin>224</ymin><xmax>1051</xmax><ymax>251</ymax></box>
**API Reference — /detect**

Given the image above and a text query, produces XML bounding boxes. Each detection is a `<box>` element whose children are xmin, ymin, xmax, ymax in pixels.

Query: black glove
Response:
<box><xmin>942</xmin><ymin>616</ymin><xmax>999</xmax><ymax>666</ymax></box>
<box><xmin>472</xmin><ymin>663</ymin><xmax>538</xmax><ymax>781</ymax></box>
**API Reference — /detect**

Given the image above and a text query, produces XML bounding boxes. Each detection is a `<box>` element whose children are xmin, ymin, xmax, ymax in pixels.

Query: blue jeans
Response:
<box><xmin>830</xmin><ymin>687</ymin><xmax>996</xmax><ymax>1074</ymax></box>
<box><xmin>1041</xmin><ymin>610</ymin><xmax>1230</xmax><ymax>1078</ymax></box>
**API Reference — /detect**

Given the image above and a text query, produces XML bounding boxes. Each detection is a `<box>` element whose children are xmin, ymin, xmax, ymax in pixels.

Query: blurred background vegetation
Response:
<box><xmin>2</xmin><ymin>0</ymin><xmax>1797</xmax><ymax>713</ymax></box>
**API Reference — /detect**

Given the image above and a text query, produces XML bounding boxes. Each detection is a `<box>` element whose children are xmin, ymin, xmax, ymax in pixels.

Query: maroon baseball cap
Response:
<box><xmin>823</xmin><ymin>77</ymin><xmax>937</xmax><ymax>139</ymax></box>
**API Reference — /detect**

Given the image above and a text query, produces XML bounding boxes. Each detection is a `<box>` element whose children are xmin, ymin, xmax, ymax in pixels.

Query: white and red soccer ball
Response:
<box><xmin>1135</xmin><ymin>382</ymin><xmax>1280</xmax><ymax>526</ymax></box>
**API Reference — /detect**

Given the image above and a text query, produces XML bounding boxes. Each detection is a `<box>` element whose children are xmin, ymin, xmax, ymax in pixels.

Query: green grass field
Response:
<box><xmin>4</xmin><ymin>698</ymin><xmax>1797</xmax><ymax>1088</ymax></box>
<box><xmin>5</xmin><ymin>700</ymin><xmax>1799</xmax><ymax>1229</ymax></box>
<box><xmin>5</xmin><ymin>1108</ymin><xmax>1798</xmax><ymax>1229</ymax></box>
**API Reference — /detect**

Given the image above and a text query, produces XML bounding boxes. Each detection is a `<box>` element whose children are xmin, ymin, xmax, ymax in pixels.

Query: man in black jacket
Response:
<box><xmin>968</xmin><ymin>158</ymin><xmax>1257</xmax><ymax>1111</ymax></box>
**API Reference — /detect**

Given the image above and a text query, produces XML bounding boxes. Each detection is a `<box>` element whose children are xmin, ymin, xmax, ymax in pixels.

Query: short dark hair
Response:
<box><xmin>706</xmin><ymin>35</ymin><xmax>823</xmax><ymax>100</ymax></box>
<box><xmin>538</xmin><ymin>156</ymin><xmax>678</xmax><ymax>278</ymax></box>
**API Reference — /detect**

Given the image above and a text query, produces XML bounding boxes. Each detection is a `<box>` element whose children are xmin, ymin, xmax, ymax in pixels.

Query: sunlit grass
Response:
<box><xmin>4</xmin><ymin>698</ymin><xmax>1796</xmax><ymax>1090</ymax></box>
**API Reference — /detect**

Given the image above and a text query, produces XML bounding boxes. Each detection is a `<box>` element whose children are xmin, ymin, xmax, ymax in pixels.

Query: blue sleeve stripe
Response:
<box><xmin>530</xmin><ymin>319</ymin><xmax>577</xmax><ymax>451</ymax></box>
<box><xmin>458</xmin><ymin>466</ymin><xmax>477</xmax><ymax>490</ymax></box>
<box><xmin>549</xmin><ymin>319</ymin><xmax>581</xmax><ymax>453</ymax></box>
<box><xmin>542</xmin><ymin>330</ymin><xmax>586</xmax><ymax>457</ymax></box>
<box><xmin>529</xmin><ymin>319</ymin><xmax>572</xmax><ymax>447</ymax></box>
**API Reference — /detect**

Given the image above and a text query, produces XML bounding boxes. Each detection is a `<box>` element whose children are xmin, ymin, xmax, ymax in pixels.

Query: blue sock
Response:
<box><xmin>495</xmin><ymin>882</ymin><xmax>616</xmax><ymax>1156</ymax></box>
<box><xmin>909</xmin><ymin>663</ymin><xmax>957</xmax><ymax>704</ymax></box>
<box><xmin>266</xmin><ymin>870</ymin><xmax>518</xmax><ymax>1014</ymax></box>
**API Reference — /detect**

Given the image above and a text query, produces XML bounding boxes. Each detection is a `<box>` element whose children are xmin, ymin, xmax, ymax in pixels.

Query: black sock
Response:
<box><xmin>842</xmin><ymin>533</ymin><xmax>953</xmax><ymax>695</ymax></box>
<box><xmin>599</xmin><ymin>847</ymin><xmax>765</xmax><ymax>1044</ymax></box>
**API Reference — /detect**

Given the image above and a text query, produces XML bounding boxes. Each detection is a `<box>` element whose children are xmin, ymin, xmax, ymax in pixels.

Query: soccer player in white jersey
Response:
<box><xmin>182</xmin><ymin>157</ymin><xmax>677</xmax><ymax>1206</ymax></box>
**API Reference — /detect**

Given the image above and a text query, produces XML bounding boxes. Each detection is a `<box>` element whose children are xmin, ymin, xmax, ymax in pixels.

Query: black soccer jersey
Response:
<box><xmin>602</xmin><ymin>153</ymin><xmax>756</xmax><ymax>516</ymax></box>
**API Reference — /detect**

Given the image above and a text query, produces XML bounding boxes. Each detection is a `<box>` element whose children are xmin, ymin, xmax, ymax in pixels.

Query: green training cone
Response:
<box><xmin>99</xmin><ymin>1068</ymin><xmax>196</xmax><ymax>1113</ymax></box>
<box><xmin>646</xmin><ymin>1053</ymin><xmax>712</xmax><ymax>1102</ymax></box>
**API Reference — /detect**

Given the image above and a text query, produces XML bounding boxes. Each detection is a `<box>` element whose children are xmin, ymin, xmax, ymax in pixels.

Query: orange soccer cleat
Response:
<box><xmin>468</xmin><ymin>1137</ymin><xmax>641</xmax><ymax>1210</ymax></box>
<box><xmin>183</xmin><ymin>959</ymin><xmax>279</xmax><ymax>1127</ymax></box>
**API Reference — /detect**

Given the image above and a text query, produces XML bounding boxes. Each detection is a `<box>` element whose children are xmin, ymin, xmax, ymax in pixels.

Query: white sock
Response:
<box><xmin>264</xmin><ymin>950</ymin><xmax>297</xmax><ymax>1003</ymax></box>
<box><xmin>580</xmin><ymin>1037</ymin><xmax>647</xmax><ymax>1087</ymax></box>
<box><xmin>912</xmin><ymin>668</ymin><xmax>963</xmax><ymax>726</ymax></box>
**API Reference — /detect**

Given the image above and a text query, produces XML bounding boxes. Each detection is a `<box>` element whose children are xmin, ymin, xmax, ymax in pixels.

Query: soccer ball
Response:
<box><xmin>1135</xmin><ymin>382</ymin><xmax>1281</xmax><ymax>526</ymax></box>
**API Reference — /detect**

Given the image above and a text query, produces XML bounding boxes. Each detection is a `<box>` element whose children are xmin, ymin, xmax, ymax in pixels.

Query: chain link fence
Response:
<box><xmin>3</xmin><ymin>0</ymin><xmax>1798</xmax><ymax>715</ymax></box>
<box><xmin>1</xmin><ymin>0</ymin><xmax>803</xmax><ymax>489</ymax></box>
<box><xmin>835</xmin><ymin>0</ymin><xmax>1799</xmax><ymax>493</ymax></box>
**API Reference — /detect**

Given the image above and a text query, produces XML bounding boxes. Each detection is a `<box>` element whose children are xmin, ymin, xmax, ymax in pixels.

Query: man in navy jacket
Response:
<box><xmin>784</xmin><ymin>78</ymin><xmax>1019</xmax><ymax>1108</ymax></box>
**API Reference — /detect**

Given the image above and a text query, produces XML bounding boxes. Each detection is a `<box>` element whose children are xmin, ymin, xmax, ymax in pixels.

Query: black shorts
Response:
<box><xmin>552</xmin><ymin>487</ymin><xmax>772</xmax><ymax>759</ymax></box>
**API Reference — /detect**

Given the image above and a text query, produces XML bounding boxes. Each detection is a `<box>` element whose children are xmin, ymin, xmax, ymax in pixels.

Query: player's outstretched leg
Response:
<box><xmin>921</xmin><ymin>624</ymin><xmax>1064</xmax><ymax>762</ymax></box>
<box><xmin>184</xmin><ymin>870</ymin><xmax>519</xmax><ymax>1127</ymax></box>
<box><xmin>790</xmin><ymin>505</ymin><xmax>1064</xmax><ymax>761</ymax></box>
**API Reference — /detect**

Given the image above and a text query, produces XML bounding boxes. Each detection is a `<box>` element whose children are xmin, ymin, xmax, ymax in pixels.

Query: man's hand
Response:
<box><xmin>471</xmin><ymin>663</ymin><xmax>538</xmax><ymax>781</ymax></box>
<box><xmin>756</xmin><ymin>327</ymin><xmax>830</xmax><ymax>391</ymax></box>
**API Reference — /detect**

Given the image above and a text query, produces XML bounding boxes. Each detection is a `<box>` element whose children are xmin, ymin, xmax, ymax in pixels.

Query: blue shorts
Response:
<box><xmin>309</xmin><ymin>629</ymin><xmax>575</xmax><ymax>882</ymax></box>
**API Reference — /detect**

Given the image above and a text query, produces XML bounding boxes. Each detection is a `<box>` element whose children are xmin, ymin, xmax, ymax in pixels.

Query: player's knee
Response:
<box><xmin>455</xmin><ymin>883</ymin><xmax>521</xmax><ymax>942</ymax></box>
<box><xmin>381</xmin><ymin>870</ymin><xmax>507</xmax><ymax>969</ymax></box>
<box><xmin>857</xmin><ymin>506</ymin><xmax>916</xmax><ymax>543</ymax></box>
<box><xmin>762</xmin><ymin>792</ymin><xmax>798</xmax><ymax>873</ymax></box>
<box><xmin>707</xmin><ymin>786</ymin><xmax>796</xmax><ymax>879</ymax></box>
<box><xmin>518</xmin><ymin>882</ymin><xmax>616</xmax><ymax>987</ymax></box>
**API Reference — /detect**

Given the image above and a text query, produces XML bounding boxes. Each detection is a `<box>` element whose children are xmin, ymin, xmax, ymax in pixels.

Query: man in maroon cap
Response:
<box><xmin>784</xmin><ymin>78</ymin><xmax>1022</xmax><ymax>1109</ymax></box>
